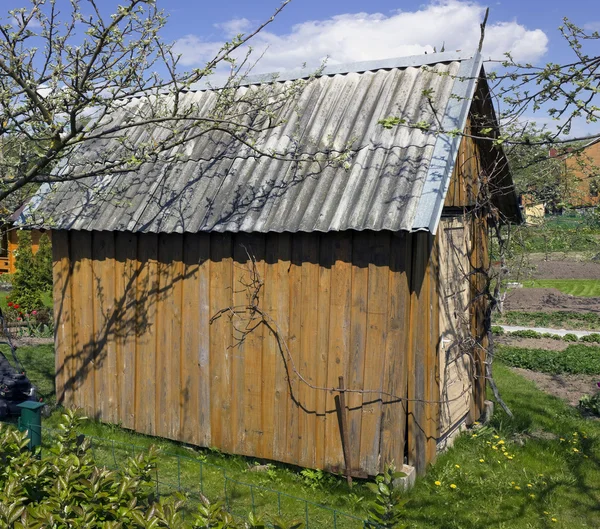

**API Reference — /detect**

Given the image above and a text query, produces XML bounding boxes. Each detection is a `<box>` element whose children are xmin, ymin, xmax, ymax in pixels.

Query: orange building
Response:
<box><xmin>0</xmin><ymin>205</ymin><xmax>50</xmax><ymax>274</ymax></box>
<box><xmin>550</xmin><ymin>143</ymin><xmax>600</xmax><ymax>208</ymax></box>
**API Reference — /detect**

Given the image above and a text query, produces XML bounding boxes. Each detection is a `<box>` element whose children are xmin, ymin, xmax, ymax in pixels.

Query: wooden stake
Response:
<box><xmin>337</xmin><ymin>376</ymin><xmax>353</xmax><ymax>488</ymax></box>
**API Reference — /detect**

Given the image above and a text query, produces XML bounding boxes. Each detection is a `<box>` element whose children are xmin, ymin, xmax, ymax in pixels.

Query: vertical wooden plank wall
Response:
<box><xmin>53</xmin><ymin>229</ymin><xmax>444</xmax><ymax>476</ymax></box>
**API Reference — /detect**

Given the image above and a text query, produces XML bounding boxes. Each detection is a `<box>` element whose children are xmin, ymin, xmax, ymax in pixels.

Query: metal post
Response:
<box><xmin>17</xmin><ymin>401</ymin><xmax>44</xmax><ymax>450</ymax></box>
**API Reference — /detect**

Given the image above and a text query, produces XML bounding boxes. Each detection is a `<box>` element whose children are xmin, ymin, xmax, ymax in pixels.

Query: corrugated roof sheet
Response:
<box><xmin>19</xmin><ymin>51</ymin><xmax>485</xmax><ymax>234</ymax></box>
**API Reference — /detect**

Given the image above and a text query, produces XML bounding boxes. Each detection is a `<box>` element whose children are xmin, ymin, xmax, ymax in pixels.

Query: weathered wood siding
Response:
<box><xmin>53</xmin><ymin>229</ymin><xmax>441</xmax><ymax>476</ymax></box>
<box><xmin>437</xmin><ymin>217</ymin><xmax>472</xmax><ymax>436</ymax></box>
<box><xmin>439</xmin><ymin>126</ymin><xmax>491</xmax><ymax>429</ymax></box>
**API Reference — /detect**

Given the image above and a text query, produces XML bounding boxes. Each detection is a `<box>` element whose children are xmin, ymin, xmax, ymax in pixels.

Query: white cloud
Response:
<box><xmin>173</xmin><ymin>0</ymin><xmax>548</xmax><ymax>75</ymax></box>
<box><xmin>215</xmin><ymin>18</ymin><xmax>253</xmax><ymax>38</ymax></box>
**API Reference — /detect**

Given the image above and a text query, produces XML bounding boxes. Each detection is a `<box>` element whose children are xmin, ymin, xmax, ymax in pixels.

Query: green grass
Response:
<box><xmin>522</xmin><ymin>279</ymin><xmax>600</xmax><ymax>297</ymax></box>
<box><xmin>404</xmin><ymin>363</ymin><xmax>600</xmax><ymax>528</ymax></box>
<box><xmin>496</xmin><ymin>343</ymin><xmax>600</xmax><ymax>374</ymax></box>
<box><xmin>496</xmin><ymin>310</ymin><xmax>600</xmax><ymax>330</ymax></box>
<box><xmin>8</xmin><ymin>344</ymin><xmax>600</xmax><ymax>528</ymax></box>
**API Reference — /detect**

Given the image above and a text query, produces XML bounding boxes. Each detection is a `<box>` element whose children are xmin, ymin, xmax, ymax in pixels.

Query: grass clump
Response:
<box><xmin>522</xmin><ymin>279</ymin><xmax>600</xmax><ymax>297</ymax></box>
<box><xmin>496</xmin><ymin>310</ymin><xmax>600</xmax><ymax>330</ymax></box>
<box><xmin>497</xmin><ymin>344</ymin><xmax>600</xmax><ymax>375</ymax></box>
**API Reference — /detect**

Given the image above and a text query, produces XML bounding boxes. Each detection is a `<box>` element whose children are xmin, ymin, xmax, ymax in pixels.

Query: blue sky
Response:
<box><xmin>3</xmin><ymin>0</ymin><xmax>599</xmax><ymax>136</ymax></box>
<box><xmin>161</xmin><ymin>0</ymin><xmax>598</xmax><ymax>137</ymax></box>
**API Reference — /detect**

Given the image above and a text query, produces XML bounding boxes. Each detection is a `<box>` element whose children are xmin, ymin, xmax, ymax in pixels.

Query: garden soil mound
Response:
<box><xmin>504</xmin><ymin>288</ymin><xmax>600</xmax><ymax>313</ymax></box>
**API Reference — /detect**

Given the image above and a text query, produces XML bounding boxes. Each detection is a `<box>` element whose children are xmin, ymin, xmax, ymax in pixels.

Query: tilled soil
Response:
<box><xmin>503</xmin><ymin>287</ymin><xmax>600</xmax><ymax>313</ymax></box>
<box><xmin>511</xmin><ymin>367</ymin><xmax>598</xmax><ymax>407</ymax></box>
<box><xmin>528</xmin><ymin>258</ymin><xmax>600</xmax><ymax>280</ymax></box>
<box><xmin>495</xmin><ymin>336</ymin><xmax>571</xmax><ymax>351</ymax></box>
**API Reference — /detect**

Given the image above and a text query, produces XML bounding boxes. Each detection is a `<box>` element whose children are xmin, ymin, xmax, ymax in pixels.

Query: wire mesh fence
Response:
<box><xmin>3</xmin><ymin>419</ymin><xmax>370</xmax><ymax>529</ymax></box>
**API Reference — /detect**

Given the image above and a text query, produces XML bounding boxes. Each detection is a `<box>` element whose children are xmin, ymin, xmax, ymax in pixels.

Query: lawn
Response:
<box><xmin>522</xmin><ymin>279</ymin><xmax>600</xmax><ymax>297</ymax></box>
<box><xmin>4</xmin><ymin>343</ymin><xmax>600</xmax><ymax>528</ymax></box>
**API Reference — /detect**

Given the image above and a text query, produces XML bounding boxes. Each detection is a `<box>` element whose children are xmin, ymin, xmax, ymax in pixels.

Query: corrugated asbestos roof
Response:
<box><xmin>19</xmin><ymin>51</ymin><xmax>485</xmax><ymax>234</ymax></box>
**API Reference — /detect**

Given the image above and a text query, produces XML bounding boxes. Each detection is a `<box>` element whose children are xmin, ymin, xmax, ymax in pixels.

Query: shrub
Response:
<box><xmin>581</xmin><ymin>333</ymin><xmax>600</xmax><ymax>344</ymax></box>
<box><xmin>491</xmin><ymin>326</ymin><xmax>505</xmax><ymax>335</ymax></box>
<box><xmin>7</xmin><ymin>231</ymin><xmax>52</xmax><ymax>313</ymax></box>
<box><xmin>563</xmin><ymin>333</ymin><xmax>579</xmax><ymax>342</ymax></box>
<box><xmin>509</xmin><ymin>329</ymin><xmax>542</xmax><ymax>339</ymax></box>
<box><xmin>579</xmin><ymin>392</ymin><xmax>600</xmax><ymax>416</ymax></box>
<box><xmin>497</xmin><ymin>344</ymin><xmax>600</xmax><ymax>375</ymax></box>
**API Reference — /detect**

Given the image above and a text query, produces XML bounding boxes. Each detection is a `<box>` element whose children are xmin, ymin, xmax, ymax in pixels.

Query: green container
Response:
<box><xmin>18</xmin><ymin>401</ymin><xmax>44</xmax><ymax>450</ymax></box>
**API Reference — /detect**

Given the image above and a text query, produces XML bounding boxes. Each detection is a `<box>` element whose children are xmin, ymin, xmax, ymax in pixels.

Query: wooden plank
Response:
<box><xmin>298</xmin><ymin>233</ymin><xmax>319</xmax><ymax>469</ymax></box>
<box><xmin>426</xmin><ymin>235</ymin><xmax>440</xmax><ymax>465</ymax></box>
<box><xmin>69</xmin><ymin>231</ymin><xmax>95</xmax><ymax>415</ymax></box>
<box><xmin>209</xmin><ymin>233</ymin><xmax>233</xmax><ymax>452</ymax></box>
<box><xmin>269</xmin><ymin>233</ymin><xmax>291</xmax><ymax>462</ymax></box>
<box><xmin>181</xmin><ymin>233</ymin><xmax>212</xmax><ymax>446</ymax></box>
<box><xmin>286</xmin><ymin>234</ymin><xmax>302</xmax><ymax>465</ymax></box>
<box><xmin>261</xmin><ymin>234</ymin><xmax>278</xmax><ymax>460</ymax></box>
<box><xmin>347</xmin><ymin>232</ymin><xmax>369</xmax><ymax>472</ymax></box>
<box><xmin>314</xmin><ymin>235</ymin><xmax>332</xmax><ymax>469</ymax></box>
<box><xmin>133</xmin><ymin>233</ymin><xmax>157</xmax><ymax>435</ymax></box>
<box><xmin>324</xmin><ymin>232</ymin><xmax>352</xmax><ymax>473</ymax></box>
<box><xmin>52</xmin><ymin>231</ymin><xmax>72</xmax><ymax>407</ymax></box>
<box><xmin>91</xmin><ymin>231</ymin><xmax>118</xmax><ymax>423</ymax></box>
<box><xmin>242</xmin><ymin>235</ymin><xmax>266</xmax><ymax>457</ymax></box>
<box><xmin>155</xmin><ymin>233</ymin><xmax>183</xmax><ymax>440</ymax></box>
<box><xmin>359</xmin><ymin>232</ymin><xmax>390</xmax><ymax>475</ymax></box>
<box><xmin>380</xmin><ymin>232</ymin><xmax>411</xmax><ymax>469</ymax></box>
<box><xmin>407</xmin><ymin>232</ymin><xmax>429</xmax><ymax>474</ymax></box>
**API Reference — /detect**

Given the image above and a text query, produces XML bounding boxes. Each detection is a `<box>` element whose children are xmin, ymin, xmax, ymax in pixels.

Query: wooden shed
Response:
<box><xmin>21</xmin><ymin>51</ymin><xmax>519</xmax><ymax>476</ymax></box>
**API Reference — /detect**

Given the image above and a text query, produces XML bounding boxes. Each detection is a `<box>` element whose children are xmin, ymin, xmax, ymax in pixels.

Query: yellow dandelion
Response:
<box><xmin>573</xmin><ymin>448</ymin><xmax>579</xmax><ymax>453</ymax></box>
<box><xmin>473</xmin><ymin>421</ymin><xmax>480</xmax><ymax>425</ymax></box>
<box><xmin>514</xmin><ymin>486</ymin><xmax>521</xmax><ymax>490</ymax></box>
<box><xmin>529</xmin><ymin>494</ymin><xmax>535</xmax><ymax>499</ymax></box>
<box><xmin>494</xmin><ymin>435</ymin><xmax>500</xmax><ymax>439</ymax></box>
<box><xmin>434</xmin><ymin>480</ymin><xmax>441</xmax><ymax>486</ymax></box>
<box><xmin>455</xmin><ymin>464</ymin><xmax>460</xmax><ymax>469</ymax></box>
<box><xmin>542</xmin><ymin>481</ymin><xmax>547</xmax><ymax>485</ymax></box>
<box><xmin>492</xmin><ymin>446</ymin><xmax>498</xmax><ymax>450</ymax></box>
<box><xmin>450</xmin><ymin>484</ymin><xmax>457</xmax><ymax>489</ymax></box>
<box><xmin>479</xmin><ymin>459</ymin><xmax>485</xmax><ymax>463</ymax></box>
<box><xmin>543</xmin><ymin>511</ymin><xmax>549</xmax><ymax>515</ymax></box>
<box><xmin>539</xmin><ymin>474</ymin><xmax>544</xmax><ymax>477</ymax></box>
<box><xmin>559</xmin><ymin>438</ymin><xmax>565</xmax><ymax>442</ymax></box>
<box><xmin>498</xmin><ymin>440</ymin><xmax>505</xmax><ymax>445</ymax></box>
<box><xmin>507</xmin><ymin>456</ymin><xmax>514</xmax><ymax>460</ymax></box>
<box><xmin>472</xmin><ymin>434</ymin><xmax>478</xmax><ymax>438</ymax></box>
<box><xmin>501</xmin><ymin>446</ymin><xmax>507</xmax><ymax>452</ymax></box>
<box><xmin>527</xmin><ymin>484</ymin><xmax>533</xmax><ymax>488</ymax></box>
<box><xmin>551</xmin><ymin>518</ymin><xmax>557</xmax><ymax>523</ymax></box>
<box><xmin>584</xmin><ymin>455</ymin><xmax>589</xmax><ymax>459</ymax></box>
<box><xmin>511</xmin><ymin>481</ymin><xmax>515</xmax><ymax>485</ymax></box>
<box><xmin>573</xmin><ymin>432</ymin><xmax>578</xmax><ymax>436</ymax></box>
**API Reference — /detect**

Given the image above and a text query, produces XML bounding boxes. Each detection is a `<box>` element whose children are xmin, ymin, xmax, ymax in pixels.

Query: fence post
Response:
<box><xmin>17</xmin><ymin>401</ymin><xmax>44</xmax><ymax>451</ymax></box>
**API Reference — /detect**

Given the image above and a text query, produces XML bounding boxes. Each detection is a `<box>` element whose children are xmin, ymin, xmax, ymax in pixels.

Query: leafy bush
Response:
<box><xmin>365</xmin><ymin>464</ymin><xmax>408</xmax><ymax>529</ymax></box>
<box><xmin>491</xmin><ymin>326</ymin><xmax>505</xmax><ymax>335</ymax></box>
<box><xmin>497</xmin><ymin>344</ymin><xmax>600</xmax><ymax>375</ymax></box>
<box><xmin>563</xmin><ymin>333</ymin><xmax>579</xmax><ymax>342</ymax></box>
<box><xmin>579</xmin><ymin>392</ymin><xmax>600</xmax><ymax>416</ymax></box>
<box><xmin>7</xmin><ymin>232</ymin><xmax>52</xmax><ymax>313</ymax></box>
<box><xmin>581</xmin><ymin>333</ymin><xmax>600</xmax><ymax>344</ymax></box>
<box><xmin>509</xmin><ymin>329</ymin><xmax>542</xmax><ymax>339</ymax></box>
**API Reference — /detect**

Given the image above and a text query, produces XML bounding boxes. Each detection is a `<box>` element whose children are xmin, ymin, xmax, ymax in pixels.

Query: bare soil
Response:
<box><xmin>495</xmin><ymin>336</ymin><xmax>570</xmax><ymax>351</ymax></box>
<box><xmin>529</xmin><ymin>258</ymin><xmax>600</xmax><ymax>280</ymax></box>
<box><xmin>511</xmin><ymin>367</ymin><xmax>598</xmax><ymax>407</ymax></box>
<box><xmin>503</xmin><ymin>287</ymin><xmax>600</xmax><ymax>313</ymax></box>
